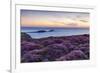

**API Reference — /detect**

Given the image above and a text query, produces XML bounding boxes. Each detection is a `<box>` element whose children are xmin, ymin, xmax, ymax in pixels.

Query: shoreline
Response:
<box><xmin>21</xmin><ymin>31</ymin><xmax>89</xmax><ymax>39</ymax></box>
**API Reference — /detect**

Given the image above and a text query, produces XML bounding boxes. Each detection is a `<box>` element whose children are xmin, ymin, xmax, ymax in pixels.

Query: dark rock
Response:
<box><xmin>35</xmin><ymin>30</ymin><xmax>47</xmax><ymax>33</ymax></box>
<box><xmin>21</xmin><ymin>32</ymin><xmax>32</xmax><ymax>41</ymax></box>
<box><xmin>49</xmin><ymin>29</ymin><xmax>54</xmax><ymax>32</ymax></box>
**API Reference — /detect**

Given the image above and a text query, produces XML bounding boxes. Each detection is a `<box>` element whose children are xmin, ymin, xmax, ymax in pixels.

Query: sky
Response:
<box><xmin>21</xmin><ymin>9</ymin><xmax>89</xmax><ymax>28</ymax></box>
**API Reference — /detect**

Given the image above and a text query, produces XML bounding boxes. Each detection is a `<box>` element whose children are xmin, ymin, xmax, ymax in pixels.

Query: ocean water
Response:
<box><xmin>21</xmin><ymin>27</ymin><xmax>89</xmax><ymax>39</ymax></box>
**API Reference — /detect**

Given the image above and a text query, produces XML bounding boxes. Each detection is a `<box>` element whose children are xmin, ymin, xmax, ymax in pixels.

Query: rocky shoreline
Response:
<box><xmin>21</xmin><ymin>32</ymin><xmax>89</xmax><ymax>63</ymax></box>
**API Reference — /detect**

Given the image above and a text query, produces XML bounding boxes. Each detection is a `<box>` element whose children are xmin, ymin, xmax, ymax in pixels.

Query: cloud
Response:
<box><xmin>66</xmin><ymin>23</ymin><xmax>78</xmax><ymax>27</ymax></box>
<box><xmin>79</xmin><ymin>20</ymin><xmax>88</xmax><ymax>22</ymax></box>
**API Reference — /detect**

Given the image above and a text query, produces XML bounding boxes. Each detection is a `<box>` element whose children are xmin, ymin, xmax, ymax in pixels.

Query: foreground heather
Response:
<box><xmin>21</xmin><ymin>32</ymin><xmax>89</xmax><ymax>63</ymax></box>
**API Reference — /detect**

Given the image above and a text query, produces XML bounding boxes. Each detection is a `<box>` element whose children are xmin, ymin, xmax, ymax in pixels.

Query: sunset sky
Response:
<box><xmin>21</xmin><ymin>10</ymin><xmax>89</xmax><ymax>28</ymax></box>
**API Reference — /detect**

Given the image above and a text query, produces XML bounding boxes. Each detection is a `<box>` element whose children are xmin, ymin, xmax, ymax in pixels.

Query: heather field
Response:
<box><xmin>21</xmin><ymin>32</ymin><xmax>89</xmax><ymax>63</ymax></box>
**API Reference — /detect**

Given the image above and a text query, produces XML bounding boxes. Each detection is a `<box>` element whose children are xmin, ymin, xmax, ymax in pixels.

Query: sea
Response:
<box><xmin>21</xmin><ymin>27</ymin><xmax>89</xmax><ymax>39</ymax></box>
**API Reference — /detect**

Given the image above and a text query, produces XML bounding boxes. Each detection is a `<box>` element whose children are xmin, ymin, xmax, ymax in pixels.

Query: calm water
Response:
<box><xmin>21</xmin><ymin>27</ymin><xmax>89</xmax><ymax>39</ymax></box>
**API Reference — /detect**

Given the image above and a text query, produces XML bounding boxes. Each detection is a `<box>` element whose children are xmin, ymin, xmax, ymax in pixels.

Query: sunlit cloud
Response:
<box><xmin>21</xmin><ymin>10</ymin><xmax>89</xmax><ymax>28</ymax></box>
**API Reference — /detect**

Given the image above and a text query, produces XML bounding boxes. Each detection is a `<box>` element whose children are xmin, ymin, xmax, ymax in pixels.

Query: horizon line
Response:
<box><xmin>21</xmin><ymin>26</ymin><xmax>89</xmax><ymax>29</ymax></box>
